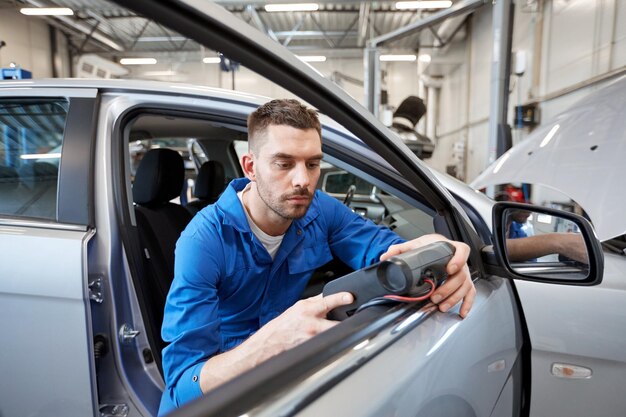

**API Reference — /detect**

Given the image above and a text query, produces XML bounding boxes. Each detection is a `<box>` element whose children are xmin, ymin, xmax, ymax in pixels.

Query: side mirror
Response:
<box><xmin>492</xmin><ymin>202</ymin><xmax>603</xmax><ymax>285</ymax></box>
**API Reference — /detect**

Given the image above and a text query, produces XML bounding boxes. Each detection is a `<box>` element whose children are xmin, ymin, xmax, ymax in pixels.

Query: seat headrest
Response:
<box><xmin>133</xmin><ymin>149</ymin><xmax>185</xmax><ymax>206</ymax></box>
<box><xmin>194</xmin><ymin>160</ymin><xmax>225</xmax><ymax>201</ymax></box>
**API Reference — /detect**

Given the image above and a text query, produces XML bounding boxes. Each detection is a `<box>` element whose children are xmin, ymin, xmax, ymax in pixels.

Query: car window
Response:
<box><xmin>0</xmin><ymin>98</ymin><xmax>68</xmax><ymax>220</ymax></box>
<box><xmin>233</xmin><ymin>140</ymin><xmax>248</xmax><ymax>162</ymax></box>
<box><xmin>321</xmin><ymin>167</ymin><xmax>376</xmax><ymax>196</ymax></box>
<box><xmin>191</xmin><ymin>140</ymin><xmax>208</xmax><ymax>166</ymax></box>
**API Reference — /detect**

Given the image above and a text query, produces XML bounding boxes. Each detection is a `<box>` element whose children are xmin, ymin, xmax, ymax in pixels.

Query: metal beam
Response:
<box><xmin>336</xmin><ymin>15</ymin><xmax>359</xmax><ymax>47</ymax></box>
<box><xmin>486</xmin><ymin>0</ymin><xmax>514</xmax><ymax>197</ymax></box>
<box><xmin>85</xmin><ymin>9</ymin><xmax>127</xmax><ymax>50</ymax></box>
<box><xmin>274</xmin><ymin>31</ymin><xmax>358</xmax><ymax>39</ymax></box>
<box><xmin>368</xmin><ymin>0</ymin><xmax>486</xmax><ymax>47</ymax></box>
<box><xmin>357</xmin><ymin>2</ymin><xmax>370</xmax><ymax>47</ymax></box>
<box><xmin>77</xmin><ymin>21</ymin><xmax>101</xmax><ymax>54</ymax></box>
<box><xmin>309</xmin><ymin>14</ymin><xmax>335</xmax><ymax>48</ymax></box>
<box><xmin>364</xmin><ymin>45</ymin><xmax>380</xmax><ymax>116</ymax></box>
<box><xmin>282</xmin><ymin>15</ymin><xmax>307</xmax><ymax>47</ymax></box>
<box><xmin>49</xmin><ymin>25</ymin><xmax>61</xmax><ymax>78</ymax></box>
<box><xmin>245</xmin><ymin>5</ymin><xmax>278</xmax><ymax>42</ymax></box>
<box><xmin>129</xmin><ymin>20</ymin><xmax>151</xmax><ymax>50</ymax></box>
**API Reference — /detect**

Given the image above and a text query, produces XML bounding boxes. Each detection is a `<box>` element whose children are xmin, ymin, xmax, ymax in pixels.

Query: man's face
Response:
<box><xmin>511</xmin><ymin>210</ymin><xmax>531</xmax><ymax>224</ymax></box>
<box><xmin>251</xmin><ymin>124</ymin><xmax>322</xmax><ymax>220</ymax></box>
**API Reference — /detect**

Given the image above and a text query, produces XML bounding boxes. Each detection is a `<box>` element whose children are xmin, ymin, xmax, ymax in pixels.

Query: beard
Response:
<box><xmin>255</xmin><ymin>179</ymin><xmax>312</xmax><ymax>220</ymax></box>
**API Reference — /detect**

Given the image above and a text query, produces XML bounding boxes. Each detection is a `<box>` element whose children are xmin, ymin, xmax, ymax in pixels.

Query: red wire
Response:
<box><xmin>383</xmin><ymin>279</ymin><xmax>436</xmax><ymax>302</ymax></box>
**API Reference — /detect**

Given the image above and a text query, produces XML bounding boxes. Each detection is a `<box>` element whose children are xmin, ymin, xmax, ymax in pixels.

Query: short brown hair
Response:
<box><xmin>247</xmin><ymin>99</ymin><xmax>321</xmax><ymax>152</ymax></box>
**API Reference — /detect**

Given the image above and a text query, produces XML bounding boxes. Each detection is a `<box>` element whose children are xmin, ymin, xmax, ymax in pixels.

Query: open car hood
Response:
<box><xmin>471</xmin><ymin>75</ymin><xmax>626</xmax><ymax>241</ymax></box>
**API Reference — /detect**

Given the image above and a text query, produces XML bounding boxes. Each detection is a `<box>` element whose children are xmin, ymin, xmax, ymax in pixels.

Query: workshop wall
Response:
<box><xmin>0</xmin><ymin>9</ymin><xmax>56</xmax><ymax>78</ymax></box>
<box><xmin>124</xmin><ymin>56</ymin><xmax>422</xmax><ymax>117</ymax></box>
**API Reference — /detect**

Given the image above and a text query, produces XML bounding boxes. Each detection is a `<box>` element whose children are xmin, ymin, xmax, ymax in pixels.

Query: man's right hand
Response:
<box><xmin>252</xmin><ymin>292</ymin><xmax>354</xmax><ymax>357</ymax></box>
<box><xmin>199</xmin><ymin>292</ymin><xmax>353</xmax><ymax>393</ymax></box>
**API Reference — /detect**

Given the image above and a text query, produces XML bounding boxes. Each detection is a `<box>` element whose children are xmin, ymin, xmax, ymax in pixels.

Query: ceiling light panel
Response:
<box><xmin>119</xmin><ymin>58</ymin><xmax>158</xmax><ymax>65</ymax></box>
<box><xmin>380</xmin><ymin>55</ymin><xmax>417</xmax><ymax>62</ymax></box>
<box><xmin>264</xmin><ymin>3</ymin><xmax>319</xmax><ymax>12</ymax></box>
<box><xmin>137</xmin><ymin>36</ymin><xmax>187</xmax><ymax>42</ymax></box>
<box><xmin>296</xmin><ymin>55</ymin><xmax>327</xmax><ymax>62</ymax></box>
<box><xmin>418</xmin><ymin>54</ymin><xmax>432</xmax><ymax>63</ymax></box>
<box><xmin>395</xmin><ymin>1</ymin><xmax>453</xmax><ymax>10</ymax></box>
<box><xmin>20</xmin><ymin>7</ymin><xmax>74</xmax><ymax>16</ymax></box>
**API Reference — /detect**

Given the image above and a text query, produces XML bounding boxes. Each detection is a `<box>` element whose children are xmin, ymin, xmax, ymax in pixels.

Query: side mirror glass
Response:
<box><xmin>492</xmin><ymin>202</ymin><xmax>603</xmax><ymax>285</ymax></box>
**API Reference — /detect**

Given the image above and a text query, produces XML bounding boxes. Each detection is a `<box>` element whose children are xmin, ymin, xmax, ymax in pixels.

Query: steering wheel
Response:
<box><xmin>343</xmin><ymin>184</ymin><xmax>356</xmax><ymax>206</ymax></box>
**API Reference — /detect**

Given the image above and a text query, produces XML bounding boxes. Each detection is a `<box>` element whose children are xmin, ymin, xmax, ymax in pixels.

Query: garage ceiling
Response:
<box><xmin>4</xmin><ymin>0</ymin><xmax>469</xmax><ymax>58</ymax></box>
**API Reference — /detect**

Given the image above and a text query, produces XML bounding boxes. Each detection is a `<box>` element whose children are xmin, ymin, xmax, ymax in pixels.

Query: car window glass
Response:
<box><xmin>191</xmin><ymin>141</ymin><xmax>208</xmax><ymax>166</ymax></box>
<box><xmin>319</xmin><ymin>160</ymin><xmax>436</xmax><ymax>237</ymax></box>
<box><xmin>322</xmin><ymin>168</ymin><xmax>375</xmax><ymax>196</ymax></box>
<box><xmin>0</xmin><ymin>98</ymin><xmax>68</xmax><ymax>220</ymax></box>
<box><xmin>233</xmin><ymin>140</ymin><xmax>248</xmax><ymax>162</ymax></box>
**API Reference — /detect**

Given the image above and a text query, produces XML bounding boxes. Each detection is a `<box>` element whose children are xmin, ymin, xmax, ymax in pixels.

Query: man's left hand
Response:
<box><xmin>380</xmin><ymin>234</ymin><xmax>475</xmax><ymax>318</ymax></box>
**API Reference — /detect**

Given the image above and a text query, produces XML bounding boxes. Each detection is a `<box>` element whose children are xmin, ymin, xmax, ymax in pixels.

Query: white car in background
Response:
<box><xmin>472</xmin><ymin>74</ymin><xmax>626</xmax><ymax>417</ymax></box>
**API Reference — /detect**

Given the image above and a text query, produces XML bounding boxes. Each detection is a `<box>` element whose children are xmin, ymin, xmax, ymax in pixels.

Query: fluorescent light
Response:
<box><xmin>380</xmin><ymin>54</ymin><xmax>417</xmax><ymax>62</ymax></box>
<box><xmin>20</xmin><ymin>153</ymin><xmax>61</xmax><ymax>160</ymax></box>
<box><xmin>119</xmin><ymin>58</ymin><xmax>157</xmax><ymax>65</ymax></box>
<box><xmin>20</xmin><ymin>7</ymin><xmax>74</xmax><ymax>16</ymax></box>
<box><xmin>540</xmin><ymin>124</ymin><xmax>560</xmax><ymax>148</ymax></box>
<box><xmin>203</xmin><ymin>57</ymin><xmax>221</xmax><ymax>64</ymax></box>
<box><xmin>395</xmin><ymin>1</ymin><xmax>452</xmax><ymax>10</ymax></box>
<box><xmin>142</xmin><ymin>70</ymin><xmax>178</xmax><ymax>76</ymax></box>
<box><xmin>137</xmin><ymin>36</ymin><xmax>187</xmax><ymax>42</ymax></box>
<box><xmin>418</xmin><ymin>54</ymin><xmax>432</xmax><ymax>63</ymax></box>
<box><xmin>264</xmin><ymin>3</ymin><xmax>319</xmax><ymax>12</ymax></box>
<box><xmin>297</xmin><ymin>55</ymin><xmax>327</xmax><ymax>62</ymax></box>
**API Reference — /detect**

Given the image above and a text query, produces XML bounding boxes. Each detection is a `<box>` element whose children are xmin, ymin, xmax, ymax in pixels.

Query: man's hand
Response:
<box><xmin>252</xmin><ymin>292</ymin><xmax>354</xmax><ymax>357</ymax></box>
<box><xmin>380</xmin><ymin>234</ymin><xmax>475</xmax><ymax>318</ymax></box>
<box><xmin>199</xmin><ymin>292</ymin><xmax>353</xmax><ymax>393</ymax></box>
<box><xmin>506</xmin><ymin>232</ymin><xmax>588</xmax><ymax>264</ymax></box>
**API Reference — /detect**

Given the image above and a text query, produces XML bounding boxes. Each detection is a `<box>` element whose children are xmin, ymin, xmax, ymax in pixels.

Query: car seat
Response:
<box><xmin>132</xmin><ymin>148</ymin><xmax>192</xmax><ymax>356</ymax></box>
<box><xmin>186</xmin><ymin>160</ymin><xmax>226</xmax><ymax>215</ymax></box>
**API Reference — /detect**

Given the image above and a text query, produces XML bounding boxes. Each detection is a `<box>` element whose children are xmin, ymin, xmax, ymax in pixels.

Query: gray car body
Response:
<box><xmin>0</xmin><ymin>2</ymin><xmax>609</xmax><ymax>417</ymax></box>
<box><xmin>0</xmin><ymin>80</ymin><xmax>520</xmax><ymax>417</ymax></box>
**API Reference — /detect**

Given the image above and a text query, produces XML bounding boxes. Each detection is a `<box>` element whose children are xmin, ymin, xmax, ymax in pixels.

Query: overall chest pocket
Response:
<box><xmin>288</xmin><ymin>243</ymin><xmax>333</xmax><ymax>275</ymax></box>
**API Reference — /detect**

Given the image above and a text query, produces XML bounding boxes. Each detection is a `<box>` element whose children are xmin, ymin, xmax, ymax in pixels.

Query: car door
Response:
<box><xmin>0</xmin><ymin>87</ymin><xmax>98</xmax><ymax>417</ymax></box>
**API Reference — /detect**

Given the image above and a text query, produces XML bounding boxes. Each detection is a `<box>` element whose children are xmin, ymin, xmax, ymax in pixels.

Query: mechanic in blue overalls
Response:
<box><xmin>158</xmin><ymin>99</ymin><xmax>476</xmax><ymax>415</ymax></box>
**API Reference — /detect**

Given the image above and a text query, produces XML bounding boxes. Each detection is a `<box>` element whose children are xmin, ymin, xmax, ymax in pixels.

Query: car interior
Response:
<box><xmin>119</xmin><ymin>111</ymin><xmax>441</xmax><ymax>378</ymax></box>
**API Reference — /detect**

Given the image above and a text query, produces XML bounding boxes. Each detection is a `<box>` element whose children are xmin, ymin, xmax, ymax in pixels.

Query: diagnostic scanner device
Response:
<box><xmin>323</xmin><ymin>241</ymin><xmax>456</xmax><ymax>320</ymax></box>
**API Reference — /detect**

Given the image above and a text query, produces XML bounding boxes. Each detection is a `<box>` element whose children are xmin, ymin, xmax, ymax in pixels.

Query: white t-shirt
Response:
<box><xmin>237</xmin><ymin>184</ymin><xmax>284</xmax><ymax>260</ymax></box>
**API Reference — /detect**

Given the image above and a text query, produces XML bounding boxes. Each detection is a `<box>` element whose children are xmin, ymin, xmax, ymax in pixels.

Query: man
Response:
<box><xmin>159</xmin><ymin>99</ymin><xmax>475</xmax><ymax>415</ymax></box>
<box><xmin>507</xmin><ymin>209</ymin><xmax>533</xmax><ymax>239</ymax></box>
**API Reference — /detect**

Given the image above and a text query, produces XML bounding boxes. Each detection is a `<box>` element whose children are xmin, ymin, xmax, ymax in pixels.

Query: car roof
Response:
<box><xmin>471</xmin><ymin>75</ymin><xmax>626</xmax><ymax>241</ymax></box>
<box><xmin>0</xmin><ymin>78</ymin><xmax>270</xmax><ymax>104</ymax></box>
